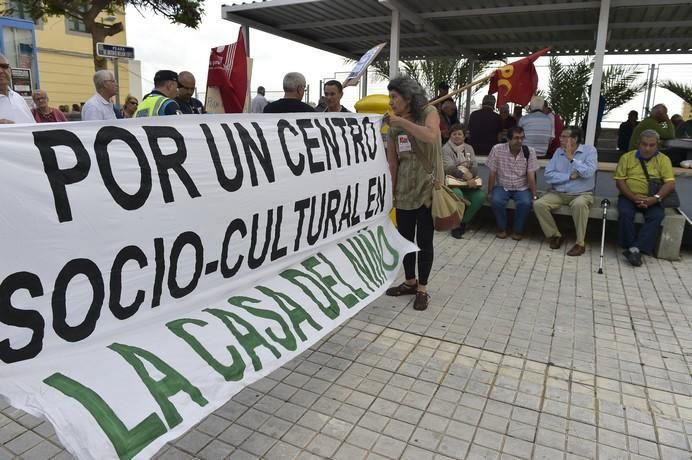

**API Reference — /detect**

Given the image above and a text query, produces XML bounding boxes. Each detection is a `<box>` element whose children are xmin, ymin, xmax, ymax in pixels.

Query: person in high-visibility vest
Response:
<box><xmin>135</xmin><ymin>70</ymin><xmax>181</xmax><ymax>117</ymax></box>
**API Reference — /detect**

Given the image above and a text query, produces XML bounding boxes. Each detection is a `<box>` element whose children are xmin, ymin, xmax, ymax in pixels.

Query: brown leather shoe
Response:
<box><xmin>413</xmin><ymin>291</ymin><xmax>430</xmax><ymax>311</ymax></box>
<box><xmin>496</xmin><ymin>230</ymin><xmax>508</xmax><ymax>239</ymax></box>
<box><xmin>549</xmin><ymin>235</ymin><xmax>563</xmax><ymax>249</ymax></box>
<box><xmin>511</xmin><ymin>233</ymin><xmax>523</xmax><ymax>241</ymax></box>
<box><xmin>386</xmin><ymin>281</ymin><xmax>418</xmax><ymax>296</ymax></box>
<box><xmin>567</xmin><ymin>244</ymin><xmax>585</xmax><ymax>256</ymax></box>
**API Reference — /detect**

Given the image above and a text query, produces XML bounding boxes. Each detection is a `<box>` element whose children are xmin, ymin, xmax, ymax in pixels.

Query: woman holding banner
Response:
<box><xmin>384</xmin><ymin>75</ymin><xmax>443</xmax><ymax>311</ymax></box>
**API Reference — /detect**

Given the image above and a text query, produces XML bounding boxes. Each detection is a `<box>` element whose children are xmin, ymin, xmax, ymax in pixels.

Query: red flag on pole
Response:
<box><xmin>207</xmin><ymin>28</ymin><xmax>248</xmax><ymax>113</ymax></box>
<box><xmin>488</xmin><ymin>48</ymin><xmax>551</xmax><ymax>108</ymax></box>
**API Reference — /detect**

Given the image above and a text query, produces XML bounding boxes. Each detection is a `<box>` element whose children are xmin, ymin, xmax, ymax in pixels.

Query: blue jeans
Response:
<box><xmin>617</xmin><ymin>197</ymin><xmax>664</xmax><ymax>255</ymax></box>
<box><xmin>490</xmin><ymin>186</ymin><xmax>532</xmax><ymax>233</ymax></box>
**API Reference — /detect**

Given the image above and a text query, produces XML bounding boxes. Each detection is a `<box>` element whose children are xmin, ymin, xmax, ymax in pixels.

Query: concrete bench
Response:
<box><xmin>489</xmin><ymin>195</ymin><xmax>684</xmax><ymax>261</ymax></box>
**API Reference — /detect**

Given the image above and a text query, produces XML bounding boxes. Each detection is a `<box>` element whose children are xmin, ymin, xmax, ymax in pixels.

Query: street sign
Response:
<box><xmin>96</xmin><ymin>42</ymin><xmax>135</xmax><ymax>59</ymax></box>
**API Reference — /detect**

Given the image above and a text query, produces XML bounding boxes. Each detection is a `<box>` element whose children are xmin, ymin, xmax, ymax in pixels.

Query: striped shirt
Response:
<box><xmin>486</xmin><ymin>142</ymin><xmax>538</xmax><ymax>191</ymax></box>
<box><xmin>518</xmin><ymin>111</ymin><xmax>554</xmax><ymax>156</ymax></box>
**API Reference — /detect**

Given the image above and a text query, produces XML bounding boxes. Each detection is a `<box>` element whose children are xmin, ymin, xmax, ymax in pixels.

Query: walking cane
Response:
<box><xmin>597</xmin><ymin>199</ymin><xmax>610</xmax><ymax>274</ymax></box>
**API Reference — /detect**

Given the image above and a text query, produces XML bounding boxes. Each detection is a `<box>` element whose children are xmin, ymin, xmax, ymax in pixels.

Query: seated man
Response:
<box><xmin>615</xmin><ymin>129</ymin><xmax>677</xmax><ymax>266</ymax></box>
<box><xmin>533</xmin><ymin>126</ymin><xmax>597</xmax><ymax>256</ymax></box>
<box><xmin>487</xmin><ymin>126</ymin><xmax>539</xmax><ymax>240</ymax></box>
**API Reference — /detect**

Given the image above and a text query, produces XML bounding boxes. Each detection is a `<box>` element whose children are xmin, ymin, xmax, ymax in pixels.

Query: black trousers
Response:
<box><xmin>396</xmin><ymin>206</ymin><xmax>434</xmax><ymax>285</ymax></box>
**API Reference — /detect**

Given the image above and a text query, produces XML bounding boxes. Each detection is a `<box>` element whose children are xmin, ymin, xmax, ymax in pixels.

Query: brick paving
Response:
<box><xmin>3</xmin><ymin>223</ymin><xmax>692</xmax><ymax>460</ymax></box>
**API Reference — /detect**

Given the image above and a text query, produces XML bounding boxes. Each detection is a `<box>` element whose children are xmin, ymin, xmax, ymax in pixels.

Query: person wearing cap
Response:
<box><xmin>135</xmin><ymin>70</ymin><xmax>181</xmax><ymax>117</ymax></box>
<box><xmin>82</xmin><ymin>69</ymin><xmax>118</xmax><ymax>121</ymax></box>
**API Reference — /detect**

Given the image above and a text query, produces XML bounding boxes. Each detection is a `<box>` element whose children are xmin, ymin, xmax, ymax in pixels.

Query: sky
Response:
<box><xmin>125</xmin><ymin>1</ymin><xmax>691</xmax><ymax>129</ymax></box>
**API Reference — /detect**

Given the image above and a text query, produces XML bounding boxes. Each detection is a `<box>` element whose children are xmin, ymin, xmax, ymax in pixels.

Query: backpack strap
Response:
<box><xmin>522</xmin><ymin>145</ymin><xmax>530</xmax><ymax>171</ymax></box>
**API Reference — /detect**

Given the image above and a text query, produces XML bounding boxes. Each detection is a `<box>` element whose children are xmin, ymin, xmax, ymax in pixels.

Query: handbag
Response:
<box><xmin>419</xmin><ymin>149</ymin><xmax>467</xmax><ymax>231</ymax></box>
<box><xmin>638</xmin><ymin>158</ymin><xmax>680</xmax><ymax>208</ymax></box>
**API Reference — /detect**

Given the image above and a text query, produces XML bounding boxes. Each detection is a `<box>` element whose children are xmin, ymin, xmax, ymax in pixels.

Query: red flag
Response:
<box><xmin>488</xmin><ymin>48</ymin><xmax>550</xmax><ymax>108</ymax></box>
<box><xmin>207</xmin><ymin>28</ymin><xmax>248</xmax><ymax>113</ymax></box>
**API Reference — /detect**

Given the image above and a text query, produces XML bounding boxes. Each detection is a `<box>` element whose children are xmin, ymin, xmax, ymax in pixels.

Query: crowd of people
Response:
<box><xmin>618</xmin><ymin>104</ymin><xmax>691</xmax><ymax>154</ymax></box>
<box><xmin>251</xmin><ymin>73</ymin><xmax>352</xmax><ymax>114</ymax></box>
<box><xmin>1</xmin><ymin>53</ymin><xmax>682</xmax><ymax>309</ymax></box>
<box><xmin>0</xmin><ymin>52</ymin><xmax>205</xmax><ymax>124</ymax></box>
<box><xmin>383</xmin><ymin>75</ymin><xmax>679</xmax><ymax>311</ymax></box>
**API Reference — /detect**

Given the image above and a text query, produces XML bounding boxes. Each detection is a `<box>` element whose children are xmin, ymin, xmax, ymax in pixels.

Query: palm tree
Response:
<box><xmin>659</xmin><ymin>81</ymin><xmax>692</xmax><ymax>106</ymax></box>
<box><xmin>547</xmin><ymin>57</ymin><xmax>591</xmax><ymax>125</ymax></box>
<box><xmin>547</xmin><ymin>57</ymin><xmax>645</xmax><ymax>125</ymax></box>
<box><xmin>601</xmin><ymin>64</ymin><xmax>646</xmax><ymax>115</ymax></box>
<box><xmin>370</xmin><ymin>56</ymin><xmax>493</xmax><ymax>98</ymax></box>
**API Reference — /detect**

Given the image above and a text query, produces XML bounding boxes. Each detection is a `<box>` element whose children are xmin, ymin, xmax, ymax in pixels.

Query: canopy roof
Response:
<box><xmin>222</xmin><ymin>0</ymin><xmax>692</xmax><ymax>60</ymax></box>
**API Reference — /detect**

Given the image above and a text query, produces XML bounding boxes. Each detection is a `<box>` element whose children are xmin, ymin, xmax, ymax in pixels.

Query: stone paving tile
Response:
<box><xmin>3</xmin><ymin>228</ymin><xmax>692</xmax><ymax>459</ymax></box>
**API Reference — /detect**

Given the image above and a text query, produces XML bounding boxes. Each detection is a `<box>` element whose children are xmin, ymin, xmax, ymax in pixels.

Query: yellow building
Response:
<box><xmin>1</xmin><ymin>1</ymin><xmax>140</xmax><ymax>108</ymax></box>
<box><xmin>683</xmin><ymin>102</ymin><xmax>691</xmax><ymax>121</ymax></box>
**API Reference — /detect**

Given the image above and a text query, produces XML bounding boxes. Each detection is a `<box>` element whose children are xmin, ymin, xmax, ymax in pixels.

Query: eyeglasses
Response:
<box><xmin>0</xmin><ymin>63</ymin><xmax>10</xmax><ymax>70</ymax></box>
<box><xmin>511</xmin><ymin>136</ymin><xmax>526</xmax><ymax>141</ymax></box>
<box><xmin>127</xmin><ymin>100</ymin><xmax>138</xmax><ymax>105</ymax></box>
<box><xmin>178</xmin><ymin>83</ymin><xmax>195</xmax><ymax>91</ymax></box>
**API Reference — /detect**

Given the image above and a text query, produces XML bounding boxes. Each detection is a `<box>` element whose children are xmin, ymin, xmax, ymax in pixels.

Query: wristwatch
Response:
<box><xmin>654</xmin><ymin>194</ymin><xmax>662</xmax><ymax>203</ymax></box>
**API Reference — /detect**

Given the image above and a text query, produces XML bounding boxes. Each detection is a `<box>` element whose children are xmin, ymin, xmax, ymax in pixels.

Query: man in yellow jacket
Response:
<box><xmin>136</xmin><ymin>70</ymin><xmax>181</xmax><ymax>117</ymax></box>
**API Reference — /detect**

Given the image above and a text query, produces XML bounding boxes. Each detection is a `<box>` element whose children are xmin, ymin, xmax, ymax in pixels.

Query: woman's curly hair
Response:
<box><xmin>387</xmin><ymin>75</ymin><xmax>429</xmax><ymax>122</ymax></box>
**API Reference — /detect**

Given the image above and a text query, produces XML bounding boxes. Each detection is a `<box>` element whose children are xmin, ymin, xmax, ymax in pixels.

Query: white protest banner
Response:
<box><xmin>343</xmin><ymin>42</ymin><xmax>387</xmax><ymax>88</ymax></box>
<box><xmin>0</xmin><ymin>114</ymin><xmax>417</xmax><ymax>460</ymax></box>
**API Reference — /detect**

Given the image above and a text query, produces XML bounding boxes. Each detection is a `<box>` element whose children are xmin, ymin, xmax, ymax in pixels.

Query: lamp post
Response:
<box><xmin>101</xmin><ymin>15</ymin><xmax>120</xmax><ymax>107</ymax></box>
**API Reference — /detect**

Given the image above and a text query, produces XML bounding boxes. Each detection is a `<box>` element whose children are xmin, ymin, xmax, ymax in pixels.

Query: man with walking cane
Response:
<box><xmin>614</xmin><ymin>129</ymin><xmax>677</xmax><ymax>267</ymax></box>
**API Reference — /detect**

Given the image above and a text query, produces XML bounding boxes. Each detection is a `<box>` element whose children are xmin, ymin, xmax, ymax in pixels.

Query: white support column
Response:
<box><xmin>389</xmin><ymin>9</ymin><xmax>400</xmax><ymax>78</ymax></box>
<box><xmin>585</xmin><ymin>0</ymin><xmax>611</xmax><ymax>147</ymax></box>
<box><xmin>361</xmin><ymin>68</ymin><xmax>368</xmax><ymax>99</ymax></box>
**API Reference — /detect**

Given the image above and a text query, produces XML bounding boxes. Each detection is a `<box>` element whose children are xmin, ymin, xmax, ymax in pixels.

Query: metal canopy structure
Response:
<box><xmin>221</xmin><ymin>0</ymin><xmax>692</xmax><ymax>61</ymax></box>
<box><xmin>221</xmin><ymin>0</ymin><xmax>691</xmax><ymax>145</ymax></box>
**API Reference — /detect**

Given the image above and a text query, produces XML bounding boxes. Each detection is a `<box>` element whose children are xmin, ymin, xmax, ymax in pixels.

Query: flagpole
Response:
<box><xmin>428</xmin><ymin>74</ymin><xmax>493</xmax><ymax>107</ymax></box>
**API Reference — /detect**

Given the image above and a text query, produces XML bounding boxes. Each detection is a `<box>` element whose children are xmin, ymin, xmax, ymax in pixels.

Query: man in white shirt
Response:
<box><xmin>0</xmin><ymin>53</ymin><xmax>35</xmax><ymax>124</ymax></box>
<box><xmin>250</xmin><ymin>86</ymin><xmax>269</xmax><ymax>113</ymax></box>
<box><xmin>82</xmin><ymin>70</ymin><xmax>118</xmax><ymax>121</ymax></box>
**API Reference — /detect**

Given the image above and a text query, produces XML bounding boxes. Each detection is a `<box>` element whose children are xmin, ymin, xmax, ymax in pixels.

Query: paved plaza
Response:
<box><xmin>3</xmin><ymin>221</ymin><xmax>692</xmax><ymax>460</ymax></box>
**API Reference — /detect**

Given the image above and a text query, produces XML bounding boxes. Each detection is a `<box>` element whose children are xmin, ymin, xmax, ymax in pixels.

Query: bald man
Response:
<box><xmin>175</xmin><ymin>71</ymin><xmax>204</xmax><ymax>114</ymax></box>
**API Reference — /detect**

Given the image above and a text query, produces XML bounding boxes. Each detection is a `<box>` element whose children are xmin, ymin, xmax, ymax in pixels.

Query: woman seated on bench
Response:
<box><xmin>442</xmin><ymin>124</ymin><xmax>485</xmax><ymax>239</ymax></box>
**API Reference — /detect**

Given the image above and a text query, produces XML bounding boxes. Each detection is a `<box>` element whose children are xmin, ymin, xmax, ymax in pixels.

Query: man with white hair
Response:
<box><xmin>263</xmin><ymin>72</ymin><xmax>315</xmax><ymax>113</ymax></box>
<box><xmin>628</xmin><ymin>103</ymin><xmax>675</xmax><ymax>151</ymax></box>
<box><xmin>0</xmin><ymin>52</ymin><xmax>35</xmax><ymax>124</ymax></box>
<box><xmin>82</xmin><ymin>69</ymin><xmax>118</xmax><ymax>121</ymax></box>
<box><xmin>518</xmin><ymin>95</ymin><xmax>554</xmax><ymax>157</ymax></box>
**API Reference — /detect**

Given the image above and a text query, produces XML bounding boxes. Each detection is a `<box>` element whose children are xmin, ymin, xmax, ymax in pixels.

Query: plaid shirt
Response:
<box><xmin>486</xmin><ymin>142</ymin><xmax>538</xmax><ymax>191</ymax></box>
